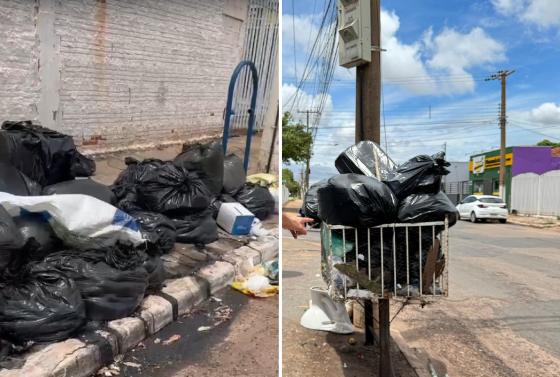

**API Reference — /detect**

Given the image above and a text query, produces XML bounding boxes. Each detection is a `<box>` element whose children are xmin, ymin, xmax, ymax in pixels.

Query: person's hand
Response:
<box><xmin>282</xmin><ymin>214</ymin><xmax>314</xmax><ymax>238</ymax></box>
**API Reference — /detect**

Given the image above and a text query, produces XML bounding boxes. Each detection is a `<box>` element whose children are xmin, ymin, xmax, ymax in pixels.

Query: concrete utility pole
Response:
<box><xmin>298</xmin><ymin>109</ymin><xmax>320</xmax><ymax>193</ymax></box>
<box><xmin>355</xmin><ymin>0</ymin><xmax>382</xmax><ymax>144</ymax></box>
<box><xmin>485</xmin><ymin>70</ymin><xmax>515</xmax><ymax>199</ymax></box>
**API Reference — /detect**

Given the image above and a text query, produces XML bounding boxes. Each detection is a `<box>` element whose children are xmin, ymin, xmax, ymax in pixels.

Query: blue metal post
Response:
<box><xmin>222</xmin><ymin>60</ymin><xmax>259</xmax><ymax>172</ymax></box>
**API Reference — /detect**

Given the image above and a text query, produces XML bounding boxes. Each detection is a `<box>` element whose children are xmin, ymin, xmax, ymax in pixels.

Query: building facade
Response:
<box><xmin>469</xmin><ymin>146</ymin><xmax>560</xmax><ymax>216</ymax></box>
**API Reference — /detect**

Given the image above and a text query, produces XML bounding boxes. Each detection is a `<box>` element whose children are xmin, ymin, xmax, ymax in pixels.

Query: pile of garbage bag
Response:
<box><xmin>0</xmin><ymin>123</ymin><xmax>276</xmax><ymax>349</ymax></box>
<box><xmin>305</xmin><ymin>141</ymin><xmax>459</xmax><ymax>298</ymax></box>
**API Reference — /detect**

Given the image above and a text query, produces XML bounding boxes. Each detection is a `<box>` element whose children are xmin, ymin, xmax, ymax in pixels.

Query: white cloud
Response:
<box><xmin>492</xmin><ymin>0</ymin><xmax>560</xmax><ymax>28</ymax></box>
<box><xmin>530</xmin><ymin>102</ymin><xmax>560</xmax><ymax>124</ymax></box>
<box><xmin>281</xmin><ymin>83</ymin><xmax>333</xmax><ymax>123</ymax></box>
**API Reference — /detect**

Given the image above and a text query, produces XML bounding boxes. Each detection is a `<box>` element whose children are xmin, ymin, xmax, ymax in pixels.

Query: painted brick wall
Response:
<box><xmin>0</xmin><ymin>0</ymin><xmax>40</xmax><ymax>121</ymax></box>
<box><xmin>0</xmin><ymin>0</ymin><xmax>248</xmax><ymax>152</ymax></box>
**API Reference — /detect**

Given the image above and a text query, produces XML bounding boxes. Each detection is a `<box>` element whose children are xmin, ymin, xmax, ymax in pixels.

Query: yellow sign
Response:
<box><xmin>469</xmin><ymin>153</ymin><xmax>513</xmax><ymax>173</ymax></box>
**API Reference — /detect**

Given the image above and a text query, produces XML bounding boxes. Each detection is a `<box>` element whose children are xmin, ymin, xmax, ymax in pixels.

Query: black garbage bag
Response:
<box><xmin>0</xmin><ymin>269</ymin><xmax>86</xmax><ymax>344</ymax></box>
<box><xmin>318</xmin><ymin>174</ymin><xmax>398</xmax><ymax>228</ymax></box>
<box><xmin>174</xmin><ymin>141</ymin><xmax>224</xmax><ymax>196</ymax></box>
<box><xmin>143</xmin><ymin>256</ymin><xmax>166</xmax><ymax>292</ymax></box>
<box><xmin>36</xmin><ymin>248</ymin><xmax>148</xmax><ymax>321</ymax></box>
<box><xmin>172</xmin><ymin>210</ymin><xmax>218</xmax><ymax>245</ymax></box>
<box><xmin>384</xmin><ymin>152</ymin><xmax>450</xmax><ymax>200</ymax></box>
<box><xmin>0</xmin><ymin>206</ymin><xmax>24</xmax><ymax>272</ymax></box>
<box><xmin>112</xmin><ymin>158</ymin><xmax>164</xmax><ymax>212</ymax></box>
<box><xmin>335</xmin><ymin>141</ymin><xmax>396</xmax><ymax>180</ymax></box>
<box><xmin>136</xmin><ymin>162</ymin><xmax>210</xmax><ymax>216</ymax></box>
<box><xmin>234</xmin><ymin>183</ymin><xmax>275</xmax><ymax>220</ymax></box>
<box><xmin>222</xmin><ymin>154</ymin><xmax>246</xmax><ymax>196</ymax></box>
<box><xmin>301</xmin><ymin>180</ymin><xmax>328</xmax><ymax>221</ymax></box>
<box><xmin>68</xmin><ymin>150</ymin><xmax>96</xmax><ymax>177</ymax></box>
<box><xmin>209</xmin><ymin>193</ymin><xmax>235</xmax><ymax>218</ymax></box>
<box><xmin>43</xmin><ymin>179</ymin><xmax>116</xmax><ymax>204</ymax></box>
<box><xmin>14</xmin><ymin>213</ymin><xmax>62</xmax><ymax>260</ymax></box>
<box><xmin>130</xmin><ymin>211</ymin><xmax>176</xmax><ymax>255</ymax></box>
<box><xmin>0</xmin><ymin>163</ymin><xmax>42</xmax><ymax>195</ymax></box>
<box><xmin>397</xmin><ymin>191</ymin><xmax>458</xmax><ymax>227</ymax></box>
<box><xmin>0</xmin><ymin>121</ymin><xmax>95</xmax><ymax>186</ymax></box>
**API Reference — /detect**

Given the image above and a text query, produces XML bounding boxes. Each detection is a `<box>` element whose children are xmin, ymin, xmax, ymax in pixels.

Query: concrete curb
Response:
<box><xmin>507</xmin><ymin>219</ymin><xmax>559</xmax><ymax>229</ymax></box>
<box><xmin>391</xmin><ymin>329</ymin><xmax>432</xmax><ymax>377</ymax></box>
<box><xmin>0</xmin><ymin>236</ymin><xmax>278</xmax><ymax>377</ymax></box>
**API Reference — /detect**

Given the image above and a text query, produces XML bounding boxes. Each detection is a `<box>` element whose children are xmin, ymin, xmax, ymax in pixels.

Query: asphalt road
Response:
<box><xmin>282</xmin><ymin>220</ymin><xmax>560</xmax><ymax>377</ymax></box>
<box><xmin>393</xmin><ymin>220</ymin><xmax>560</xmax><ymax>377</ymax></box>
<box><xmin>282</xmin><ymin>228</ymin><xmax>417</xmax><ymax>377</ymax></box>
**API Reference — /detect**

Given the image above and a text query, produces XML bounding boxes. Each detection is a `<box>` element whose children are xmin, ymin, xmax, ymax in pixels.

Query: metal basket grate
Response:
<box><xmin>323</xmin><ymin>218</ymin><xmax>449</xmax><ymax>301</ymax></box>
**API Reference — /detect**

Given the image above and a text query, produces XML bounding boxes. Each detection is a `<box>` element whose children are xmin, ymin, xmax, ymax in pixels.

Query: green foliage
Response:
<box><xmin>282</xmin><ymin>112</ymin><xmax>313</xmax><ymax>164</ymax></box>
<box><xmin>537</xmin><ymin>139</ymin><xmax>560</xmax><ymax>147</ymax></box>
<box><xmin>282</xmin><ymin>168</ymin><xmax>300</xmax><ymax>197</ymax></box>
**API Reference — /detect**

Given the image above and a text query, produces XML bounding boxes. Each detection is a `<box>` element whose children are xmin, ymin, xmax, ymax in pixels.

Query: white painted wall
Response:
<box><xmin>511</xmin><ymin>170</ymin><xmax>560</xmax><ymax>216</ymax></box>
<box><xmin>0</xmin><ymin>0</ymin><xmax>253</xmax><ymax>152</ymax></box>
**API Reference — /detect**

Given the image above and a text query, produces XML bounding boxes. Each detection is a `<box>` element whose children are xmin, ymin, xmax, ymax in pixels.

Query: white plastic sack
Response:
<box><xmin>0</xmin><ymin>193</ymin><xmax>145</xmax><ymax>249</ymax></box>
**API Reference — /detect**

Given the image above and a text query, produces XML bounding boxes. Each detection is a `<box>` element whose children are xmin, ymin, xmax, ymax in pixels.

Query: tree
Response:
<box><xmin>282</xmin><ymin>112</ymin><xmax>313</xmax><ymax>164</ymax></box>
<box><xmin>537</xmin><ymin>139</ymin><xmax>560</xmax><ymax>147</ymax></box>
<box><xmin>282</xmin><ymin>168</ymin><xmax>300</xmax><ymax>197</ymax></box>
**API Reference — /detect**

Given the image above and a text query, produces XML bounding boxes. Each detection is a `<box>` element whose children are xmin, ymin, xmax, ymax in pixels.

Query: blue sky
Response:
<box><xmin>282</xmin><ymin>0</ymin><xmax>560</xmax><ymax>184</ymax></box>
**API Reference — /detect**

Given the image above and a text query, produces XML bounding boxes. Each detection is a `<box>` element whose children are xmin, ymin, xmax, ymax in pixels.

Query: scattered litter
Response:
<box><xmin>343</xmin><ymin>362</ymin><xmax>348</xmax><ymax>368</ymax></box>
<box><xmin>123</xmin><ymin>361</ymin><xmax>141</xmax><ymax>369</ymax></box>
<box><xmin>198</xmin><ymin>326</ymin><xmax>212</xmax><ymax>332</ymax></box>
<box><xmin>348</xmin><ymin>337</ymin><xmax>357</xmax><ymax>345</ymax></box>
<box><xmin>210</xmin><ymin>296</ymin><xmax>222</xmax><ymax>303</ymax></box>
<box><xmin>162</xmin><ymin>334</ymin><xmax>181</xmax><ymax>345</ymax></box>
<box><xmin>154</xmin><ymin>338</ymin><xmax>161</xmax><ymax>344</ymax></box>
<box><xmin>213</xmin><ymin>305</ymin><xmax>233</xmax><ymax>325</ymax></box>
<box><xmin>232</xmin><ymin>271</ymin><xmax>279</xmax><ymax>298</ymax></box>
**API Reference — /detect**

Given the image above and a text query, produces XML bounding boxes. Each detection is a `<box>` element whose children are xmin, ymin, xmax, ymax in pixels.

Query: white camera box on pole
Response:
<box><xmin>337</xmin><ymin>0</ymin><xmax>371</xmax><ymax>68</ymax></box>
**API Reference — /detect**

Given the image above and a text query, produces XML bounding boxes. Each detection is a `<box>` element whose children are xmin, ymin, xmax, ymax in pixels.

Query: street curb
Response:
<box><xmin>391</xmin><ymin>329</ymin><xmax>432</xmax><ymax>377</ymax></box>
<box><xmin>507</xmin><ymin>219</ymin><xmax>559</xmax><ymax>229</ymax></box>
<box><xmin>0</xmin><ymin>236</ymin><xmax>278</xmax><ymax>377</ymax></box>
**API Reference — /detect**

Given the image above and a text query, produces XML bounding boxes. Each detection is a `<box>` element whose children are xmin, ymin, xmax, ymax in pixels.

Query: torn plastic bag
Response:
<box><xmin>335</xmin><ymin>141</ymin><xmax>396</xmax><ymax>180</ymax></box>
<box><xmin>130</xmin><ymin>211</ymin><xmax>176</xmax><ymax>255</ymax></box>
<box><xmin>301</xmin><ymin>179</ymin><xmax>328</xmax><ymax>221</ymax></box>
<box><xmin>0</xmin><ymin>163</ymin><xmax>42</xmax><ymax>196</ymax></box>
<box><xmin>0</xmin><ymin>269</ymin><xmax>86</xmax><ymax>343</ymax></box>
<box><xmin>234</xmin><ymin>183</ymin><xmax>276</xmax><ymax>220</ymax></box>
<box><xmin>0</xmin><ymin>193</ymin><xmax>145</xmax><ymax>250</ymax></box>
<box><xmin>172</xmin><ymin>210</ymin><xmax>218</xmax><ymax>245</ymax></box>
<box><xmin>43</xmin><ymin>179</ymin><xmax>115</xmax><ymax>204</ymax></box>
<box><xmin>36</xmin><ymin>248</ymin><xmax>148</xmax><ymax>321</ymax></box>
<box><xmin>317</xmin><ymin>174</ymin><xmax>398</xmax><ymax>228</ymax></box>
<box><xmin>143</xmin><ymin>255</ymin><xmax>166</xmax><ymax>292</ymax></box>
<box><xmin>136</xmin><ymin>162</ymin><xmax>210</xmax><ymax>215</ymax></box>
<box><xmin>397</xmin><ymin>191</ymin><xmax>459</xmax><ymax>227</ymax></box>
<box><xmin>0</xmin><ymin>206</ymin><xmax>24</xmax><ymax>271</ymax></box>
<box><xmin>384</xmin><ymin>152</ymin><xmax>450</xmax><ymax>200</ymax></box>
<box><xmin>14</xmin><ymin>213</ymin><xmax>62</xmax><ymax>260</ymax></box>
<box><xmin>0</xmin><ymin>121</ymin><xmax>95</xmax><ymax>186</ymax></box>
<box><xmin>222</xmin><ymin>154</ymin><xmax>246</xmax><ymax>196</ymax></box>
<box><xmin>174</xmin><ymin>141</ymin><xmax>224</xmax><ymax>196</ymax></box>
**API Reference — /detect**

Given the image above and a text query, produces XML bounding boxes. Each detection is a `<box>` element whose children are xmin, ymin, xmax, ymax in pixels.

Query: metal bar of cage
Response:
<box><xmin>326</xmin><ymin>220</ymin><xmax>449</xmax><ymax>301</ymax></box>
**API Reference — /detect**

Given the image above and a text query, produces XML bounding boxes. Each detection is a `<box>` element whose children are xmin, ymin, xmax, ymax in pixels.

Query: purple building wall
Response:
<box><xmin>512</xmin><ymin>146</ymin><xmax>560</xmax><ymax>176</ymax></box>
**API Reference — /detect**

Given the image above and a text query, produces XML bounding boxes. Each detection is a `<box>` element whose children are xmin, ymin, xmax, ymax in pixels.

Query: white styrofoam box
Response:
<box><xmin>217</xmin><ymin>202</ymin><xmax>255</xmax><ymax>235</ymax></box>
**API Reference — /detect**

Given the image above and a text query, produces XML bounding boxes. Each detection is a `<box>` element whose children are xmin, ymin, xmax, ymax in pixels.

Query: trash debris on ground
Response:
<box><xmin>197</xmin><ymin>326</ymin><xmax>212</xmax><ymax>332</ymax></box>
<box><xmin>161</xmin><ymin>334</ymin><xmax>181</xmax><ymax>345</ymax></box>
<box><xmin>42</xmin><ymin>178</ymin><xmax>116</xmax><ymax>204</ymax></box>
<box><xmin>0</xmin><ymin>120</ymin><xmax>95</xmax><ymax>186</ymax></box>
<box><xmin>123</xmin><ymin>361</ymin><xmax>142</xmax><ymax>369</ymax></box>
<box><xmin>246</xmin><ymin>173</ymin><xmax>277</xmax><ymax>187</ymax></box>
<box><xmin>154</xmin><ymin>338</ymin><xmax>161</xmax><ymax>344</ymax></box>
<box><xmin>250</xmin><ymin>217</ymin><xmax>271</xmax><ymax>237</ymax></box>
<box><xmin>213</xmin><ymin>305</ymin><xmax>233</xmax><ymax>326</ymax></box>
<box><xmin>0</xmin><ymin>269</ymin><xmax>86</xmax><ymax>343</ymax></box>
<box><xmin>0</xmin><ymin>193</ymin><xmax>145</xmax><ymax>250</ymax></box>
<box><xmin>231</xmin><ymin>266</ymin><xmax>279</xmax><ymax>298</ymax></box>
<box><xmin>234</xmin><ymin>183</ymin><xmax>276</xmax><ymax>220</ymax></box>
<box><xmin>222</xmin><ymin>154</ymin><xmax>246</xmax><ymax>196</ymax></box>
<box><xmin>174</xmin><ymin>141</ymin><xmax>224</xmax><ymax>196</ymax></box>
<box><xmin>216</xmin><ymin>202</ymin><xmax>255</xmax><ymax>235</ymax></box>
<box><xmin>263</xmin><ymin>259</ymin><xmax>278</xmax><ymax>283</ymax></box>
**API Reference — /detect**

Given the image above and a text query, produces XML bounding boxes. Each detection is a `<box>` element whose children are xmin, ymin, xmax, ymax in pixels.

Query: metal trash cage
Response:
<box><xmin>321</xmin><ymin>218</ymin><xmax>449</xmax><ymax>301</ymax></box>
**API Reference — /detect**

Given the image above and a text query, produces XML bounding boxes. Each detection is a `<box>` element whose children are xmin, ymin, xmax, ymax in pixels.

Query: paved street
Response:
<box><xmin>394</xmin><ymin>220</ymin><xmax>560</xmax><ymax>377</ymax></box>
<box><xmin>282</xmin><ymin>217</ymin><xmax>560</xmax><ymax>377</ymax></box>
<box><xmin>282</xmin><ymin>228</ymin><xmax>417</xmax><ymax>377</ymax></box>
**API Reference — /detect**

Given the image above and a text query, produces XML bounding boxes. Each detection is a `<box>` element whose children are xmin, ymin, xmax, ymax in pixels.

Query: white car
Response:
<box><xmin>456</xmin><ymin>195</ymin><xmax>508</xmax><ymax>223</ymax></box>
